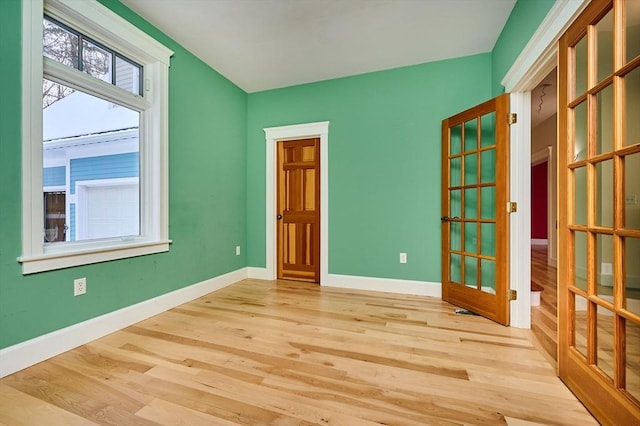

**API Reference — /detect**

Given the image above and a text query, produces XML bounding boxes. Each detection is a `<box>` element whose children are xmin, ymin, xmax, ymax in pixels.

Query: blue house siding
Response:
<box><xmin>69</xmin><ymin>203</ymin><xmax>76</xmax><ymax>241</ymax></box>
<box><xmin>70</xmin><ymin>152</ymin><xmax>139</xmax><ymax>194</ymax></box>
<box><xmin>43</xmin><ymin>166</ymin><xmax>65</xmax><ymax>187</ymax></box>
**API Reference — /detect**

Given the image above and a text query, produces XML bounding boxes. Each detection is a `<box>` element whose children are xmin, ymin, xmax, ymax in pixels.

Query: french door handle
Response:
<box><xmin>277</xmin><ymin>214</ymin><xmax>283</xmax><ymax>220</ymax></box>
<box><xmin>440</xmin><ymin>216</ymin><xmax>450</xmax><ymax>222</ymax></box>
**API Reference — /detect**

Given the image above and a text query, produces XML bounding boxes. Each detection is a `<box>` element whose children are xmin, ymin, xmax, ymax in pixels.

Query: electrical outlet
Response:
<box><xmin>601</xmin><ymin>263</ymin><xmax>612</xmax><ymax>275</ymax></box>
<box><xmin>236</xmin><ymin>246</ymin><xmax>241</xmax><ymax>256</ymax></box>
<box><xmin>626</xmin><ymin>194</ymin><xmax>637</xmax><ymax>205</ymax></box>
<box><xmin>74</xmin><ymin>278</ymin><xmax>86</xmax><ymax>296</ymax></box>
<box><xmin>400</xmin><ymin>253</ymin><xmax>407</xmax><ymax>264</ymax></box>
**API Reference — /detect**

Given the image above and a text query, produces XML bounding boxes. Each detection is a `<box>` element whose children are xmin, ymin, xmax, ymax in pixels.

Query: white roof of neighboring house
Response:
<box><xmin>43</xmin><ymin>90</ymin><xmax>138</xmax><ymax>141</ymax></box>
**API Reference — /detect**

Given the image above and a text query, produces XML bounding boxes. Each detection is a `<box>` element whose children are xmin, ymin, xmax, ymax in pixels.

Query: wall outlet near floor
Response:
<box><xmin>601</xmin><ymin>263</ymin><xmax>612</xmax><ymax>275</ymax></box>
<box><xmin>236</xmin><ymin>246</ymin><xmax>241</xmax><ymax>256</ymax></box>
<box><xmin>400</xmin><ymin>253</ymin><xmax>407</xmax><ymax>264</ymax></box>
<box><xmin>625</xmin><ymin>194</ymin><xmax>637</xmax><ymax>205</ymax></box>
<box><xmin>74</xmin><ymin>277</ymin><xmax>87</xmax><ymax>296</ymax></box>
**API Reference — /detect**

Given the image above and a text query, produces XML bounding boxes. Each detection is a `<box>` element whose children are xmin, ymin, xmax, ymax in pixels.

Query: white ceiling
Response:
<box><xmin>119</xmin><ymin>0</ymin><xmax>517</xmax><ymax>93</ymax></box>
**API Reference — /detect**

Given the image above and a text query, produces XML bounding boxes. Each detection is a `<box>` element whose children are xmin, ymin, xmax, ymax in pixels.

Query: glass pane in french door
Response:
<box><xmin>447</xmin><ymin>113</ymin><xmax>498</xmax><ymax>295</ymax></box>
<box><xmin>560</xmin><ymin>1</ymin><xmax>640</xmax><ymax>422</ymax></box>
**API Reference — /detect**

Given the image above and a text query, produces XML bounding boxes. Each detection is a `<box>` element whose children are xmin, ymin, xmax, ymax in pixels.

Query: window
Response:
<box><xmin>20</xmin><ymin>0</ymin><xmax>173</xmax><ymax>274</ymax></box>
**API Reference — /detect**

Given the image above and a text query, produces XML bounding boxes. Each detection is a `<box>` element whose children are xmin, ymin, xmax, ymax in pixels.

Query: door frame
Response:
<box><xmin>501</xmin><ymin>0</ymin><xmax>590</xmax><ymax>328</ymax></box>
<box><xmin>264</xmin><ymin>121</ymin><xmax>330</xmax><ymax>284</ymax></box>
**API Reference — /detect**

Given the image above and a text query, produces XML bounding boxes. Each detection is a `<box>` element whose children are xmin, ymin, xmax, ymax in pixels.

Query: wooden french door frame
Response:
<box><xmin>441</xmin><ymin>93</ymin><xmax>511</xmax><ymax>326</ymax></box>
<box><xmin>557</xmin><ymin>0</ymin><xmax>640</xmax><ymax>423</ymax></box>
<box><xmin>264</xmin><ymin>122</ymin><xmax>329</xmax><ymax>284</ymax></box>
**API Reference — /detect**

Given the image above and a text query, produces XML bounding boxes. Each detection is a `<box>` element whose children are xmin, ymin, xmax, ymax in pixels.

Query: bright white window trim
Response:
<box><xmin>19</xmin><ymin>0</ymin><xmax>173</xmax><ymax>274</ymax></box>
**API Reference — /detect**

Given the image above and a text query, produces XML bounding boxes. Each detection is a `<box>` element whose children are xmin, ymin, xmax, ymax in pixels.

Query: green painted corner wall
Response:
<box><xmin>246</xmin><ymin>54</ymin><xmax>492</xmax><ymax>282</ymax></box>
<box><xmin>0</xmin><ymin>0</ymin><xmax>247</xmax><ymax>349</ymax></box>
<box><xmin>491</xmin><ymin>0</ymin><xmax>556</xmax><ymax>95</ymax></box>
<box><xmin>0</xmin><ymin>0</ymin><xmax>558</xmax><ymax>351</ymax></box>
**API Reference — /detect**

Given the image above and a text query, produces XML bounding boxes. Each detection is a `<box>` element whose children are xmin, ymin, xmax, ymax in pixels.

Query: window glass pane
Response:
<box><xmin>450</xmin><ymin>124</ymin><xmax>462</xmax><ymax>155</ymax></box>
<box><xmin>596</xmin><ymin>85</ymin><xmax>614</xmax><ymax>154</ymax></box>
<box><xmin>596</xmin><ymin>233</ymin><xmax>614</xmax><ymax>296</ymax></box>
<box><xmin>480</xmin><ymin>186</ymin><xmax>495</xmax><ymax>219</ymax></box>
<box><xmin>464</xmin><ymin>188</ymin><xmax>477</xmax><ymax>219</ymax></box>
<box><xmin>574</xmin><ymin>231</ymin><xmax>588</xmax><ymax>292</ymax></box>
<box><xmin>596</xmin><ymin>309</ymin><xmax>615</xmax><ymax>380</ymax></box>
<box><xmin>574</xmin><ymin>294</ymin><xmax>589</xmax><ymax>357</ymax></box>
<box><xmin>450</xmin><ymin>189</ymin><xmax>461</xmax><ymax>219</ymax></box>
<box><xmin>43</xmin><ymin>79</ymin><xmax>140</xmax><ymax>242</ymax></box>
<box><xmin>480</xmin><ymin>223</ymin><xmax>496</xmax><ymax>257</ymax></box>
<box><xmin>82</xmin><ymin>39</ymin><xmax>112</xmax><ymax>83</ymax></box>
<box><xmin>626</xmin><ymin>0</ymin><xmax>640</xmax><ymax>63</ymax></box>
<box><xmin>574</xmin><ymin>166</ymin><xmax>588</xmax><ymax>225</ymax></box>
<box><xmin>625</xmin><ymin>67</ymin><xmax>640</xmax><ymax>147</ymax></box>
<box><xmin>450</xmin><ymin>222</ymin><xmax>461</xmax><ymax>252</ymax></box>
<box><xmin>465</xmin><ymin>256</ymin><xmax>477</xmax><ymax>289</ymax></box>
<box><xmin>596</xmin><ymin>10</ymin><xmax>614</xmax><ymax>83</ymax></box>
<box><xmin>450</xmin><ymin>157</ymin><xmax>462</xmax><ymax>187</ymax></box>
<box><xmin>595</xmin><ymin>160</ymin><xmax>614</xmax><ymax>228</ymax></box>
<box><xmin>465</xmin><ymin>222</ymin><xmax>477</xmax><ymax>254</ymax></box>
<box><xmin>450</xmin><ymin>254</ymin><xmax>461</xmax><ymax>284</ymax></box>
<box><xmin>480</xmin><ymin>112</ymin><xmax>495</xmax><ymax>148</ymax></box>
<box><xmin>464</xmin><ymin>119</ymin><xmax>477</xmax><ymax>152</ymax></box>
<box><xmin>623</xmin><ymin>153</ymin><xmax>640</xmax><ymax>231</ymax></box>
<box><xmin>574</xmin><ymin>101</ymin><xmax>588</xmax><ymax>161</ymax></box>
<box><xmin>480</xmin><ymin>259</ymin><xmax>496</xmax><ymax>294</ymax></box>
<box><xmin>627</xmin><ymin>319</ymin><xmax>640</xmax><ymax>402</ymax></box>
<box><xmin>115</xmin><ymin>56</ymin><xmax>141</xmax><ymax>95</ymax></box>
<box><xmin>465</xmin><ymin>153</ymin><xmax>477</xmax><ymax>185</ymax></box>
<box><xmin>480</xmin><ymin>149</ymin><xmax>495</xmax><ymax>183</ymax></box>
<box><xmin>43</xmin><ymin>18</ymin><xmax>78</xmax><ymax>69</ymax></box>
<box><xmin>625</xmin><ymin>237</ymin><xmax>640</xmax><ymax>317</ymax></box>
<box><xmin>574</xmin><ymin>36</ymin><xmax>588</xmax><ymax>99</ymax></box>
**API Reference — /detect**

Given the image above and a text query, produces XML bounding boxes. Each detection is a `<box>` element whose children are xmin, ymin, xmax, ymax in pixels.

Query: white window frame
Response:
<box><xmin>19</xmin><ymin>0</ymin><xmax>173</xmax><ymax>274</ymax></box>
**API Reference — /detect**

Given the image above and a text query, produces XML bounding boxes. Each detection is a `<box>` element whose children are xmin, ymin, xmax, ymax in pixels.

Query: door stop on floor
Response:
<box><xmin>455</xmin><ymin>309</ymin><xmax>479</xmax><ymax>316</ymax></box>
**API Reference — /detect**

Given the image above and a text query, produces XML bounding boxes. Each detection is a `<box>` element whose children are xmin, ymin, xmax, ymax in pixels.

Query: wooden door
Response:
<box><xmin>441</xmin><ymin>94</ymin><xmax>511</xmax><ymax>325</ymax></box>
<box><xmin>277</xmin><ymin>138</ymin><xmax>320</xmax><ymax>282</ymax></box>
<box><xmin>558</xmin><ymin>0</ymin><xmax>640</xmax><ymax>423</ymax></box>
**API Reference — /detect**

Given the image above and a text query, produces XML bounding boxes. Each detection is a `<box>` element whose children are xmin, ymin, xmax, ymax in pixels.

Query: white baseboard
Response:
<box><xmin>531</xmin><ymin>239</ymin><xmax>548</xmax><ymax>245</ymax></box>
<box><xmin>547</xmin><ymin>256</ymin><xmax>557</xmax><ymax>268</ymax></box>
<box><xmin>247</xmin><ymin>267</ymin><xmax>269</xmax><ymax>280</ymax></box>
<box><xmin>0</xmin><ymin>268</ymin><xmax>248</xmax><ymax>378</ymax></box>
<box><xmin>325</xmin><ymin>273</ymin><xmax>441</xmax><ymax>298</ymax></box>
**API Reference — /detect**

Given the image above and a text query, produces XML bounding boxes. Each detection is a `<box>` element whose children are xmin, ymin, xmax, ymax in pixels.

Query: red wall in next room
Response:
<box><xmin>531</xmin><ymin>162</ymin><xmax>548</xmax><ymax>239</ymax></box>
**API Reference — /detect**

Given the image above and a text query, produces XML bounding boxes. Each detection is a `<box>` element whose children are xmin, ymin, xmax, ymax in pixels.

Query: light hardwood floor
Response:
<box><xmin>0</xmin><ymin>278</ymin><xmax>597</xmax><ymax>425</ymax></box>
<box><xmin>530</xmin><ymin>245</ymin><xmax>558</xmax><ymax>368</ymax></box>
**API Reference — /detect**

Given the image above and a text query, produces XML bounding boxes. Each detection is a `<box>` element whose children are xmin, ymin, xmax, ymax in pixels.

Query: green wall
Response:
<box><xmin>491</xmin><ymin>0</ymin><xmax>556</xmax><ymax>95</ymax></box>
<box><xmin>0</xmin><ymin>0</ymin><xmax>556</xmax><ymax>351</ymax></box>
<box><xmin>247</xmin><ymin>54</ymin><xmax>492</xmax><ymax>283</ymax></box>
<box><xmin>0</xmin><ymin>0</ymin><xmax>247</xmax><ymax>349</ymax></box>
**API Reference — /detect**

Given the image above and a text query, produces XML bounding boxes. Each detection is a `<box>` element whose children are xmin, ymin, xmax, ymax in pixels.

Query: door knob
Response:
<box><xmin>277</xmin><ymin>214</ymin><xmax>283</xmax><ymax>220</ymax></box>
<box><xmin>440</xmin><ymin>216</ymin><xmax>450</xmax><ymax>222</ymax></box>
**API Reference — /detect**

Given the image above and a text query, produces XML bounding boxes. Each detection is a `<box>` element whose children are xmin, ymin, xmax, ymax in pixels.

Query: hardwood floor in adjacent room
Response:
<box><xmin>0</xmin><ymin>278</ymin><xmax>596</xmax><ymax>425</ymax></box>
<box><xmin>530</xmin><ymin>244</ymin><xmax>558</xmax><ymax>368</ymax></box>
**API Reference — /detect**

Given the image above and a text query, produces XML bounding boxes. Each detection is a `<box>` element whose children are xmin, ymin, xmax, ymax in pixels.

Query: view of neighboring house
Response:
<box><xmin>43</xmin><ymin>89</ymin><xmax>140</xmax><ymax>243</ymax></box>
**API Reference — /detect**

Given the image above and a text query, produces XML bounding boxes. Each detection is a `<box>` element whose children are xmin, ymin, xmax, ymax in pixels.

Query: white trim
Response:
<box><xmin>0</xmin><ymin>268</ymin><xmax>247</xmax><ymax>378</ymax></box>
<box><xmin>325</xmin><ymin>274</ymin><xmax>441</xmax><ymax>298</ymax></box>
<box><xmin>21</xmin><ymin>0</ymin><xmax>173</xmax><ymax>274</ymax></box>
<box><xmin>247</xmin><ymin>267</ymin><xmax>270</xmax><ymax>280</ymax></box>
<box><xmin>501</xmin><ymin>0</ymin><xmax>591</xmax><ymax>92</ymax></box>
<box><xmin>531</xmin><ymin>239</ymin><xmax>549</xmax><ymax>245</ymax></box>
<box><xmin>501</xmin><ymin>0</ymin><xmax>587</xmax><ymax>329</ymax></box>
<box><xmin>264</xmin><ymin>121</ymin><xmax>329</xmax><ymax>284</ymax></box>
<box><xmin>509</xmin><ymin>92</ymin><xmax>532</xmax><ymax>328</ymax></box>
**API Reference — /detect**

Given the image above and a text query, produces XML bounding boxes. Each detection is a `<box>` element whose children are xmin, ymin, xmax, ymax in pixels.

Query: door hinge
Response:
<box><xmin>508</xmin><ymin>112</ymin><xmax>517</xmax><ymax>125</ymax></box>
<box><xmin>507</xmin><ymin>201</ymin><xmax>518</xmax><ymax>213</ymax></box>
<box><xmin>507</xmin><ymin>289</ymin><xmax>517</xmax><ymax>301</ymax></box>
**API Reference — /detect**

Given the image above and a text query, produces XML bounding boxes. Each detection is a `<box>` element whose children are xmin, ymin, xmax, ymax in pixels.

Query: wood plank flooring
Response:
<box><xmin>0</xmin><ymin>278</ymin><xmax>597</xmax><ymax>425</ymax></box>
<box><xmin>530</xmin><ymin>245</ymin><xmax>558</xmax><ymax>368</ymax></box>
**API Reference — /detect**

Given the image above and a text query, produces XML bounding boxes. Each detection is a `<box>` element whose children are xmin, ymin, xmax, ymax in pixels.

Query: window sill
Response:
<box><xmin>18</xmin><ymin>239</ymin><xmax>171</xmax><ymax>274</ymax></box>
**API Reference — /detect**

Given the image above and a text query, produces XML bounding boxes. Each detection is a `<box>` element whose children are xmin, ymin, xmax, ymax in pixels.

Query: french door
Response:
<box><xmin>558</xmin><ymin>0</ymin><xmax>640</xmax><ymax>423</ymax></box>
<box><xmin>441</xmin><ymin>94</ymin><xmax>511</xmax><ymax>325</ymax></box>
